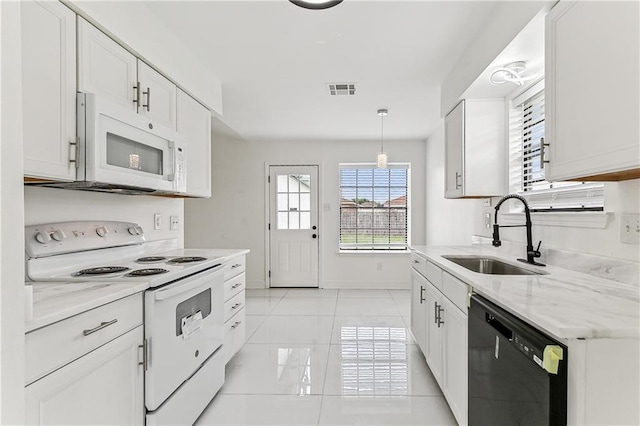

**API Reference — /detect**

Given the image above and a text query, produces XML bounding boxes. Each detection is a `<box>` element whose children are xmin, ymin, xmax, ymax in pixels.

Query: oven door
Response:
<box><xmin>144</xmin><ymin>265</ymin><xmax>224</xmax><ymax>411</ymax></box>
<box><xmin>78</xmin><ymin>92</ymin><xmax>186</xmax><ymax>193</ymax></box>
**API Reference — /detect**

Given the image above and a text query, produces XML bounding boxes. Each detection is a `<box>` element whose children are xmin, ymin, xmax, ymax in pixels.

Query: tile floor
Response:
<box><xmin>196</xmin><ymin>289</ymin><xmax>457</xmax><ymax>426</ymax></box>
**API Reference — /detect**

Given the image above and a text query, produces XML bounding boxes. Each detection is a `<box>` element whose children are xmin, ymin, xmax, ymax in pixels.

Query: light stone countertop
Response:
<box><xmin>26</xmin><ymin>281</ymin><xmax>149</xmax><ymax>333</ymax></box>
<box><xmin>411</xmin><ymin>245</ymin><xmax>640</xmax><ymax>340</ymax></box>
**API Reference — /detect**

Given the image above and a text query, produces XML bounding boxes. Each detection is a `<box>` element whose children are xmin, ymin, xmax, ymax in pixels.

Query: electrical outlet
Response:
<box><xmin>483</xmin><ymin>198</ymin><xmax>492</xmax><ymax>207</ymax></box>
<box><xmin>170</xmin><ymin>215</ymin><xmax>180</xmax><ymax>231</ymax></box>
<box><xmin>620</xmin><ymin>213</ymin><xmax>640</xmax><ymax>244</ymax></box>
<box><xmin>484</xmin><ymin>213</ymin><xmax>492</xmax><ymax>229</ymax></box>
<box><xmin>154</xmin><ymin>214</ymin><xmax>161</xmax><ymax>230</ymax></box>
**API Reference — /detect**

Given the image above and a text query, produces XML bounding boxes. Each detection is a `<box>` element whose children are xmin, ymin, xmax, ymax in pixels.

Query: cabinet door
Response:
<box><xmin>21</xmin><ymin>0</ymin><xmax>76</xmax><ymax>181</ymax></box>
<box><xmin>546</xmin><ymin>1</ymin><xmax>640</xmax><ymax>181</ymax></box>
<box><xmin>25</xmin><ymin>327</ymin><xmax>144</xmax><ymax>426</ymax></box>
<box><xmin>78</xmin><ymin>17</ymin><xmax>137</xmax><ymax>112</ymax></box>
<box><xmin>444</xmin><ymin>101</ymin><xmax>464</xmax><ymax>198</ymax></box>
<box><xmin>138</xmin><ymin>60</ymin><xmax>177</xmax><ymax>130</ymax></box>
<box><xmin>410</xmin><ymin>269</ymin><xmax>427</xmax><ymax>353</ymax></box>
<box><xmin>177</xmin><ymin>89</ymin><xmax>212</xmax><ymax>197</ymax></box>
<box><xmin>424</xmin><ymin>282</ymin><xmax>443</xmax><ymax>385</ymax></box>
<box><xmin>442</xmin><ymin>297</ymin><xmax>468</xmax><ymax>426</ymax></box>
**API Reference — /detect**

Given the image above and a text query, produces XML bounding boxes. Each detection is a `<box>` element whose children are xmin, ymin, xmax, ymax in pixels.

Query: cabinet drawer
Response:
<box><xmin>224</xmin><ymin>291</ymin><xmax>245</xmax><ymax>322</ymax></box>
<box><xmin>412</xmin><ymin>253</ymin><xmax>443</xmax><ymax>290</ymax></box>
<box><xmin>442</xmin><ymin>272</ymin><xmax>468</xmax><ymax>312</ymax></box>
<box><xmin>25</xmin><ymin>293</ymin><xmax>142</xmax><ymax>385</ymax></box>
<box><xmin>223</xmin><ymin>310</ymin><xmax>246</xmax><ymax>364</ymax></box>
<box><xmin>224</xmin><ymin>256</ymin><xmax>246</xmax><ymax>281</ymax></box>
<box><xmin>224</xmin><ymin>272</ymin><xmax>245</xmax><ymax>302</ymax></box>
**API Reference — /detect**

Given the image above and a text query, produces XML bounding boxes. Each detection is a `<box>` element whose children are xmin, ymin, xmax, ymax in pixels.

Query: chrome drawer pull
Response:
<box><xmin>231</xmin><ymin>321</ymin><xmax>242</xmax><ymax>329</ymax></box>
<box><xmin>231</xmin><ymin>283</ymin><xmax>242</xmax><ymax>289</ymax></box>
<box><xmin>231</xmin><ymin>263</ymin><xmax>242</xmax><ymax>269</ymax></box>
<box><xmin>83</xmin><ymin>319</ymin><xmax>117</xmax><ymax>336</ymax></box>
<box><xmin>231</xmin><ymin>303</ymin><xmax>242</xmax><ymax>310</ymax></box>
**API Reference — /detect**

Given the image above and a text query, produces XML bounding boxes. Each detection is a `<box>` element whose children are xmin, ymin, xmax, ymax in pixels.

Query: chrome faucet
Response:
<box><xmin>492</xmin><ymin>194</ymin><xmax>545</xmax><ymax>266</ymax></box>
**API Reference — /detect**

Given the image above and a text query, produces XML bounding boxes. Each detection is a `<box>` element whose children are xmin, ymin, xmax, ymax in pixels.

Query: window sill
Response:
<box><xmin>501</xmin><ymin>211</ymin><xmax>612</xmax><ymax>229</ymax></box>
<box><xmin>337</xmin><ymin>249</ymin><xmax>410</xmax><ymax>255</ymax></box>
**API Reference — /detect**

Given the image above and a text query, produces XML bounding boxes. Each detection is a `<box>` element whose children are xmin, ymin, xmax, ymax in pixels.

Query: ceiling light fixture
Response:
<box><xmin>289</xmin><ymin>0</ymin><xmax>343</xmax><ymax>10</ymax></box>
<box><xmin>377</xmin><ymin>108</ymin><xmax>388</xmax><ymax>169</ymax></box>
<box><xmin>489</xmin><ymin>61</ymin><xmax>538</xmax><ymax>86</ymax></box>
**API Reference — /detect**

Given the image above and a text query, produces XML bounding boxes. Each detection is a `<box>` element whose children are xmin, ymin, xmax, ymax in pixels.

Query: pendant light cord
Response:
<box><xmin>380</xmin><ymin>113</ymin><xmax>384</xmax><ymax>153</ymax></box>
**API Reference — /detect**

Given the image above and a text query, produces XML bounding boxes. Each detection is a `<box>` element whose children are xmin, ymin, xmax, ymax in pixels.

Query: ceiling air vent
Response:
<box><xmin>327</xmin><ymin>83</ymin><xmax>356</xmax><ymax>96</ymax></box>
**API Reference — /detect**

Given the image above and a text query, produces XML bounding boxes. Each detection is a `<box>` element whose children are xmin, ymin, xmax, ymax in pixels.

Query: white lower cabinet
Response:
<box><xmin>410</xmin><ymin>255</ymin><xmax>468</xmax><ymax>425</ymax></box>
<box><xmin>223</xmin><ymin>256</ymin><xmax>247</xmax><ymax>364</ymax></box>
<box><xmin>25</xmin><ymin>294</ymin><xmax>144</xmax><ymax>425</ymax></box>
<box><xmin>410</xmin><ymin>268</ymin><xmax>427</xmax><ymax>352</ymax></box>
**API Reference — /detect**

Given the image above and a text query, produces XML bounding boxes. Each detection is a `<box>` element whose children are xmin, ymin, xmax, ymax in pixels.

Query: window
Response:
<box><xmin>339</xmin><ymin>164</ymin><xmax>410</xmax><ymax>251</ymax></box>
<box><xmin>509</xmin><ymin>80</ymin><xmax>604</xmax><ymax>212</ymax></box>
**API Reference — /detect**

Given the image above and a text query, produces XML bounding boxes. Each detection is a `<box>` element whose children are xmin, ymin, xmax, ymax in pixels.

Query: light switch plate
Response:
<box><xmin>620</xmin><ymin>213</ymin><xmax>640</xmax><ymax>244</ymax></box>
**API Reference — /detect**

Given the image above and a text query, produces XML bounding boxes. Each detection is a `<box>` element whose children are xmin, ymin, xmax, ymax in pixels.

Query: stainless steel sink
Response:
<box><xmin>442</xmin><ymin>255</ymin><xmax>547</xmax><ymax>275</ymax></box>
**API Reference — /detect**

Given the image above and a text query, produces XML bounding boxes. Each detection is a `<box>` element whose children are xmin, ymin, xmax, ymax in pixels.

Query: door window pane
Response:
<box><xmin>276</xmin><ymin>174</ymin><xmax>312</xmax><ymax>230</ymax></box>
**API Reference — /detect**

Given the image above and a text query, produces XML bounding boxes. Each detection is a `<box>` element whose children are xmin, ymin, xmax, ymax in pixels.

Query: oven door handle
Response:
<box><xmin>154</xmin><ymin>268</ymin><xmax>223</xmax><ymax>301</ymax></box>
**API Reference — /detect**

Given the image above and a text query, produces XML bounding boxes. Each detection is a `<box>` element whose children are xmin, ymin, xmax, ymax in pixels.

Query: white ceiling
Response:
<box><xmin>146</xmin><ymin>1</ymin><xmax>510</xmax><ymax>142</ymax></box>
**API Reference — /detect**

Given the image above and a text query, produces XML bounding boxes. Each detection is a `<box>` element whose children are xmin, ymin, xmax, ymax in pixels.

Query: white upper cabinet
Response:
<box><xmin>22</xmin><ymin>0</ymin><xmax>77</xmax><ymax>181</ymax></box>
<box><xmin>78</xmin><ymin>17</ymin><xmax>137</xmax><ymax>112</ymax></box>
<box><xmin>78</xmin><ymin>19</ymin><xmax>178</xmax><ymax>129</ymax></box>
<box><xmin>444</xmin><ymin>99</ymin><xmax>506</xmax><ymax>198</ymax></box>
<box><xmin>545</xmin><ymin>0</ymin><xmax>640</xmax><ymax>181</ymax></box>
<box><xmin>138</xmin><ymin>60</ymin><xmax>177</xmax><ymax>130</ymax></box>
<box><xmin>177</xmin><ymin>89</ymin><xmax>212</xmax><ymax>197</ymax></box>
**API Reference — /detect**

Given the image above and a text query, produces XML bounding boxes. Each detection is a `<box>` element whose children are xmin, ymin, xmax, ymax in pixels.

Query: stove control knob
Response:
<box><xmin>127</xmin><ymin>226</ymin><xmax>144</xmax><ymax>235</ymax></box>
<box><xmin>96</xmin><ymin>226</ymin><xmax>108</xmax><ymax>238</ymax></box>
<box><xmin>50</xmin><ymin>229</ymin><xmax>67</xmax><ymax>242</ymax></box>
<box><xmin>34</xmin><ymin>231</ymin><xmax>51</xmax><ymax>244</ymax></box>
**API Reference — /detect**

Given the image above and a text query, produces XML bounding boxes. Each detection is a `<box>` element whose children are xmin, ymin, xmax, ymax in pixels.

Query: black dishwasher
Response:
<box><xmin>468</xmin><ymin>294</ymin><xmax>567</xmax><ymax>426</ymax></box>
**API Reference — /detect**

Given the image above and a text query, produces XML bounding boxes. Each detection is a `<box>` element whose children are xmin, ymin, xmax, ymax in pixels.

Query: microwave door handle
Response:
<box><xmin>167</xmin><ymin>141</ymin><xmax>176</xmax><ymax>182</ymax></box>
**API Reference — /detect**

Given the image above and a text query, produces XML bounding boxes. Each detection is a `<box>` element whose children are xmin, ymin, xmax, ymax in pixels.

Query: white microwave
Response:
<box><xmin>41</xmin><ymin>93</ymin><xmax>186</xmax><ymax>194</ymax></box>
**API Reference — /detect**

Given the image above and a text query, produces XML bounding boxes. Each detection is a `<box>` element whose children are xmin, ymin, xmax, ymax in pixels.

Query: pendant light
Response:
<box><xmin>376</xmin><ymin>108</ymin><xmax>388</xmax><ymax>169</ymax></box>
<box><xmin>289</xmin><ymin>1</ymin><xmax>343</xmax><ymax>10</ymax></box>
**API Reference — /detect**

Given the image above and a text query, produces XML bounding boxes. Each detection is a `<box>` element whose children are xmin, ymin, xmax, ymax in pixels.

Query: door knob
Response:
<box><xmin>312</xmin><ymin>234</ymin><xmax>317</xmax><ymax>239</ymax></box>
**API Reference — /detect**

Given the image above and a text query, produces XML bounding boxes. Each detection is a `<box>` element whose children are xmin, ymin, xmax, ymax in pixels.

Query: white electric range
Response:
<box><xmin>25</xmin><ymin>221</ymin><xmax>227</xmax><ymax>426</ymax></box>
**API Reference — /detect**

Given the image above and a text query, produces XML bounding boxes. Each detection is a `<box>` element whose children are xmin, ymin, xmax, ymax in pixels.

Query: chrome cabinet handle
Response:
<box><xmin>434</xmin><ymin>302</ymin><xmax>439</xmax><ymax>324</ymax></box>
<box><xmin>437</xmin><ymin>305</ymin><xmax>445</xmax><ymax>328</ymax></box>
<box><xmin>540</xmin><ymin>137</ymin><xmax>550</xmax><ymax>166</ymax></box>
<box><xmin>142</xmin><ymin>87</ymin><xmax>151</xmax><ymax>111</ymax></box>
<box><xmin>231</xmin><ymin>303</ymin><xmax>242</xmax><ymax>310</ymax></box>
<box><xmin>231</xmin><ymin>321</ymin><xmax>242</xmax><ymax>329</ymax></box>
<box><xmin>413</xmin><ymin>259</ymin><xmax>419</xmax><ymax>264</ymax></box>
<box><xmin>68</xmin><ymin>138</ymin><xmax>79</xmax><ymax>167</ymax></box>
<box><xmin>455</xmin><ymin>172</ymin><xmax>462</xmax><ymax>189</ymax></box>
<box><xmin>133</xmin><ymin>83</ymin><xmax>141</xmax><ymax>111</ymax></box>
<box><xmin>231</xmin><ymin>263</ymin><xmax>242</xmax><ymax>269</ymax></box>
<box><xmin>83</xmin><ymin>319</ymin><xmax>117</xmax><ymax>336</ymax></box>
<box><xmin>419</xmin><ymin>286</ymin><xmax>425</xmax><ymax>303</ymax></box>
<box><xmin>231</xmin><ymin>283</ymin><xmax>242</xmax><ymax>289</ymax></box>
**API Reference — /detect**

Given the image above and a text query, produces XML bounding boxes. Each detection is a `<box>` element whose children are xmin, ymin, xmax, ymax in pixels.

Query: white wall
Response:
<box><xmin>24</xmin><ymin>187</ymin><xmax>184</xmax><ymax>245</ymax></box>
<box><xmin>65</xmin><ymin>0</ymin><xmax>222</xmax><ymax>114</ymax></box>
<box><xmin>424</xmin><ymin>124</ymin><xmax>479</xmax><ymax>245</ymax></box>
<box><xmin>0</xmin><ymin>2</ymin><xmax>26</xmax><ymax>422</ymax></box>
<box><xmin>185</xmin><ymin>131</ymin><xmax>427</xmax><ymax>289</ymax></box>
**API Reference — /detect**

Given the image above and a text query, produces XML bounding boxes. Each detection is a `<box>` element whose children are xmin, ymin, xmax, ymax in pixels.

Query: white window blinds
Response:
<box><xmin>509</xmin><ymin>81</ymin><xmax>604</xmax><ymax>211</ymax></box>
<box><xmin>339</xmin><ymin>164</ymin><xmax>410</xmax><ymax>251</ymax></box>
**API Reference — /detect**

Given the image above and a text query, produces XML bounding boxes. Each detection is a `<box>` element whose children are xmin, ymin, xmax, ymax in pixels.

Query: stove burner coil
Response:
<box><xmin>136</xmin><ymin>256</ymin><xmax>168</xmax><ymax>263</ymax></box>
<box><xmin>167</xmin><ymin>256</ymin><xmax>207</xmax><ymax>264</ymax></box>
<box><xmin>73</xmin><ymin>266</ymin><xmax>130</xmax><ymax>276</ymax></box>
<box><xmin>125</xmin><ymin>268</ymin><xmax>169</xmax><ymax>277</ymax></box>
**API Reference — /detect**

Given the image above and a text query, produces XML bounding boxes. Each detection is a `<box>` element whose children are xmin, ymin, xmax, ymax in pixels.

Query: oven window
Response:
<box><xmin>106</xmin><ymin>132</ymin><xmax>163</xmax><ymax>175</ymax></box>
<box><xmin>175</xmin><ymin>288</ymin><xmax>211</xmax><ymax>336</ymax></box>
